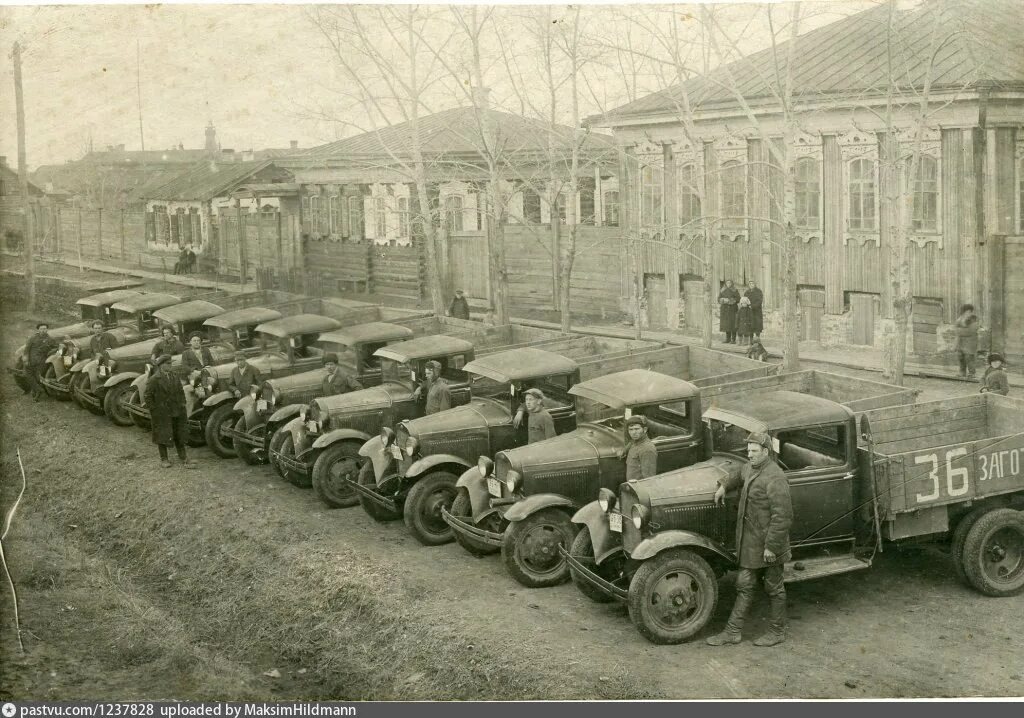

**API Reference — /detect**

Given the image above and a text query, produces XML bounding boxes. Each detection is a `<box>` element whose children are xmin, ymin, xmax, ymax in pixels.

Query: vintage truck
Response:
<box><xmin>24</xmin><ymin>289</ymin><xmax>143</xmax><ymax>398</ymax></box>
<box><xmin>562</xmin><ymin>390</ymin><xmax>1024</xmax><ymax>644</ymax></box>
<box><xmin>270</xmin><ymin>335</ymin><xmax>478</xmax><ymax>506</ymax></box>
<box><xmin>441</xmin><ymin>368</ymin><xmax>709</xmax><ymax>587</ymax></box>
<box><xmin>194</xmin><ymin>313</ymin><xmax>344</xmax><ymax>455</ymax></box>
<box><xmin>224</xmin><ymin>322</ymin><xmax>416</xmax><ymax>465</ymax></box>
<box><xmin>122</xmin><ymin>306</ymin><xmax>290</xmax><ymax>431</ymax></box>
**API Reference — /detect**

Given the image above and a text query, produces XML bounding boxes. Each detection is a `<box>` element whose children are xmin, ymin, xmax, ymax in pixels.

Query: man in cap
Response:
<box><xmin>181</xmin><ymin>332</ymin><xmax>214</xmax><ymax>375</ymax></box>
<box><xmin>624</xmin><ymin>415</ymin><xmax>658</xmax><ymax>482</ymax></box>
<box><xmin>23</xmin><ymin>322</ymin><xmax>58</xmax><ymax>401</ymax></box>
<box><xmin>708</xmin><ymin>431</ymin><xmax>793</xmax><ymax>647</ymax></box>
<box><xmin>322</xmin><ymin>352</ymin><xmax>363</xmax><ymax>396</ymax></box>
<box><xmin>516</xmin><ymin>387</ymin><xmax>556</xmax><ymax>444</ymax></box>
<box><xmin>151</xmin><ymin>325</ymin><xmax>185</xmax><ymax>363</ymax></box>
<box><xmin>980</xmin><ymin>352</ymin><xmax>1009</xmax><ymax>396</ymax></box>
<box><xmin>227</xmin><ymin>351</ymin><xmax>261</xmax><ymax>399</ymax></box>
<box><xmin>413</xmin><ymin>360</ymin><xmax>451</xmax><ymax>414</ymax></box>
<box><xmin>448</xmin><ymin>289</ymin><xmax>471</xmax><ymax>320</ymax></box>
<box><xmin>144</xmin><ymin>354</ymin><xmax>195</xmax><ymax>469</ymax></box>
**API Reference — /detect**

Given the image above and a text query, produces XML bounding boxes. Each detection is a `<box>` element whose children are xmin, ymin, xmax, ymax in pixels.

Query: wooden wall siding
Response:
<box><xmin>842</xmin><ymin>241</ymin><xmax>883</xmax><ymax>294</ymax></box>
<box><xmin>823</xmin><ymin>135</ymin><xmax>845</xmax><ymax>314</ymax></box>
<box><xmin>994</xmin><ymin>128</ymin><xmax>1017</xmax><ymax>234</ymax></box>
<box><xmin>371</xmin><ymin>244</ymin><xmax>424</xmax><ymax>300</ymax></box>
<box><xmin>448</xmin><ymin>235</ymin><xmax>490</xmax><ymax>301</ymax></box>
<box><xmin>1004</xmin><ymin>238</ymin><xmax>1024</xmax><ymax>361</ymax></box>
<box><xmin>304</xmin><ymin>241</ymin><xmax>371</xmax><ymax>291</ymax></box>
<box><xmin>941</xmin><ymin>129</ymin><xmax>962</xmax><ymax>323</ymax></box>
<box><xmin>962</xmin><ymin>129</ymin><xmax>981</xmax><ymax>317</ymax></box>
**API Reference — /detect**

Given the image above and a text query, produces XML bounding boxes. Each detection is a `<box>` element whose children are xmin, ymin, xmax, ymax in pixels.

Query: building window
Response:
<box><xmin>397</xmin><ymin>196</ymin><xmax>409</xmax><ymax>237</ymax></box>
<box><xmin>445</xmin><ymin>195</ymin><xmax>464</xmax><ymax>233</ymax></box>
<box><xmin>795</xmin><ymin>157</ymin><xmax>821</xmax><ymax>230</ymax></box>
<box><xmin>679</xmin><ymin>163</ymin><xmax>702</xmax><ymax>230</ymax></box>
<box><xmin>848</xmin><ymin>158</ymin><xmax>876</xmax><ymax>231</ymax></box>
<box><xmin>910</xmin><ymin>155</ymin><xmax>939</xmax><ymax>232</ymax></box>
<box><xmin>374</xmin><ymin>197</ymin><xmax>387</xmax><ymax>238</ymax></box>
<box><xmin>309</xmin><ymin>196</ymin><xmax>321</xmax><ymax>236</ymax></box>
<box><xmin>348</xmin><ymin>196</ymin><xmax>362</xmax><ymax>238</ymax></box>
<box><xmin>523</xmin><ymin>187</ymin><xmax>542</xmax><ymax>224</ymax></box>
<box><xmin>640</xmin><ymin>164</ymin><xmax>663</xmax><ymax>227</ymax></box>
<box><xmin>720</xmin><ymin>160</ymin><xmax>746</xmax><ymax>226</ymax></box>
<box><xmin>329</xmin><ymin>195</ymin><xmax>344</xmax><ymax>237</ymax></box>
<box><xmin>603</xmin><ymin>190</ymin><xmax>619</xmax><ymax>227</ymax></box>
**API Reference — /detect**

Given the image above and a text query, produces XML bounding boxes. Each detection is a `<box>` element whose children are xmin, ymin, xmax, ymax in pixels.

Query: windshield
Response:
<box><xmin>80</xmin><ymin>305</ymin><xmax>104</xmax><ymax>322</ymax></box>
<box><xmin>469</xmin><ymin>374</ymin><xmax>509</xmax><ymax>398</ymax></box>
<box><xmin>113</xmin><ymin>308</ymin><xmax>136</xmax><ymax>325</ymax></box>
<box><xmin>706</xmin><ymin>419</ymin><xmax>757</xmax><ymax>458</ymax></box>
<box><xmin>319</xmin><ymin>342</ymin><xmax>359</xmax><ymax>371</ymax></box>
<box><xmin>381</xmin><ymin>357</ymin><xmax>414</xmax><ymax>384</ymax></box>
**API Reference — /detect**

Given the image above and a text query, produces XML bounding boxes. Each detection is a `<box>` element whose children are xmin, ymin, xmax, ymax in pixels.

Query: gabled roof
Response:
<box><xmin>570</xmin><ymin>369</ymin><xmax>699</xmax><ymax>408</ymax></box>
<box><xmin>463</xmin><ymin>347</ymin><xmax>579</xmax><ymax>383</ymax></box>
<box><xmin>318</xmin><ymin>322</ymin><xmax>414</xmax><ymax>348</ymax></box>
<box><xmin>595</xmin><ymin>0</ymin><xmax>1024</xmax><ymax>124</ymax></box>
<box><xmin>374</xmin><ymin>335</ymin><xmax>475</xmax><ymax>363</ymax></box>
<box><xmin>152</xmin><ymin>300</ymin><xmax>226</xmax><ymax>324</ymax></box>
<box><xmin>256</xmin><ymin>314</ymin><xmax>342</xmax><ymax>338</ymax></box>
<box><xmin>704</xmin><ymin>390</ymin><xmax>854</xmax><ymax>432</ymax></box>
<box><xmin>300</xmin><ymin>107</ymin><xmax>616</xmax><ymax>162</ymax></box>
<box><xmin>139</xmin><ymin>160</ymin><xmax>292</xmax><ymax>202</ymax></box>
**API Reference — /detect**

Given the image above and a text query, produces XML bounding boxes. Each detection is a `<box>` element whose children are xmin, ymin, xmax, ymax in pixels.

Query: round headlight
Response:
<box><xmin>299</xmin><ymin>406</ymin><xmax>308</xmax><ymax>421</ymax></box>
<box><xmin>631</xmin><ymin>504</ymin><xmax>650</xmax><ymax>531</ymax></box>
<box><xmin>108</xmin><ymin>359</ymin><xmax>117</xmax><ymax>371</ymax></box>
<box><xmin>405</xmin><ymin>437</ymin><xmax>419</xmax><ymax>456</ymax></box>
<box><xmin>505</xmin><ymin>470</ymin><xmax>522</xmax><ymax>493</ymax></box>
<box><xmin>381</xmin><ymin>427</ymin><xmax>394</xmax><ymax>445</ymax></box>
<box><xmin>478</xmin><ymin>456</ymin><xmax>493</xmax><ymax>477</ymax></box>
<box><xmin>598</xmin><ymin>488</ymin><xmax>617</xmax><ymax>513</ymax></box>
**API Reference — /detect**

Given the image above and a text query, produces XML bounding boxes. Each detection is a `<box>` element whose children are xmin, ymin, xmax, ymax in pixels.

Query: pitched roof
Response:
<box><xmin>299</xmin><ymin>106</ymin><xmax>616</xmax><ymax>162</ymax></box>
<box><xmin>596</xmin><ymin>0</ymin><xmax>1024</xmax><ymax>124</ymax></box>
<box><xmin>139</xmin><ymin>160</ymin><xmax>292</xmax><ymax>202</ymax></box>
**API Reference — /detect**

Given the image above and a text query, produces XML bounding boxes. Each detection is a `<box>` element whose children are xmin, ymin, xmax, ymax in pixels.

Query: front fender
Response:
<box><xmin>131</xmin><ymin>373</ymin><xmax>147</xmax><ymax>391</ymax></box>
<box><xmin>203</xmin><ymin>391</ymin><xmax>234</xmax><ymax>408</ymax></box>
<box><xmin>456</xmin><ymin>465</ymin><xmax>492</xmax><ymax>519</ymax></box>
<box><xmin>630</xmin><ymin>529</ymin><xmax>736</xmax><ymax>564</ymax></box>
<box><xmin>504</xmin><ymin>494</ymin><xmax>576</xmax><ymax>523</ymax></box>
<box><xmin>235</xmin><ymin>396</ymin><xmax>259</xmax><ymax>429</ymax></box>
<box><xmin>312</xmin><ymin>428</ymin><xmax>373</xmax><ymax>450</ymax></box>
<box><xmin>404</xmin><ymin>453</ymin><xmax>472</xmax><ymax>479</ymax></box>
<box><xmin>70</xmin><ymin>357</ymin><xmax>94</xmax><ymax>373</ymax></box>
<box><xmin>269</xmin><ymin>404</ymin><xmax>303</xmax><ymax>424</ymax></box>
<box><xmin>103</xmin><ymin>371</ymin><xmax>141</xmax><ymax>389</ymax></box>
<box><xmin>359</xmin><ymin>436</ymin><xmax>392</xmax><ymax>482</ymax></box>
<box><xmin>570</xmin><ymin>501</ymin><xmax>622</xmax><ymax>565</ymax></box>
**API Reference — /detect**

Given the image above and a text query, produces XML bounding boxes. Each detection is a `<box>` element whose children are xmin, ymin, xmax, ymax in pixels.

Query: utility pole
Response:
<box><xmin>13</xmin><ymin>41</ymin><xmax>35</xmax><ymax>312</ymax></box>
<box><xmin>136</xmin><ymin>39</ymin><xmax>145</xmax><ymax>151</ymax></box>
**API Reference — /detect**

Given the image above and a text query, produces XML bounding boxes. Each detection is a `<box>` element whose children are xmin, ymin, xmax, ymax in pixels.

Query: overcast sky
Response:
<box><xmin>0</xmin><ymin>1</ymin><xmax>877</xmax><ymax>170</ymax></box>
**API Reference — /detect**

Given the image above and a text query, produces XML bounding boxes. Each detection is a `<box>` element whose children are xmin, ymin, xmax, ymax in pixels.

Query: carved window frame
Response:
<box><xmin>714</xmin><ymin>137</ymin><xmax>748</xmax><ymax>242</ymax></box>
<box><xmin>635</xmin><ymin>148</ymin><xmax>664</xmax><ymax>229</ymax></box>
<box><xmin>839</xmin><ymin>131</ymin><xmax>879</xmax><ymax>246</ymax></box>
<box><xmin>900</xmin><ymin>129</ymin><xmax>942</xmax><ymax>248</ymax></box>
<box><xmin>674</xmin><ymin>142</ymin><xmax>704</xmax><ymax>242</ymax></box>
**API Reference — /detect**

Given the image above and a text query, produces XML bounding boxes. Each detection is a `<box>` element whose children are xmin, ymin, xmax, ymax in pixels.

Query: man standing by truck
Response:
<box><xmin>624</xmin><ymin>415</ymin><xmax>658</xmax><ymax>482</ymax></box>
<box><xmin>414</xmin><ymin>360</ymin><xmax>451</xmax><ymax>415</ymax></box>
<box><xmin>708</xmin><ymin>431</ymin><xmax>793</xmax><ymax>647</ymax></box>
<box><xmin>24</xmin><ymin>322</ymin><xmax>58</xmax><ymax>401</ymax></box>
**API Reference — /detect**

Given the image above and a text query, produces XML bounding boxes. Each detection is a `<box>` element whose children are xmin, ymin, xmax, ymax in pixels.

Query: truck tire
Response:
<box><xmin>403</xmin><ymin>471</ymin><xmax>459</xmax><ymax>546</ymax></box>
<box><xmin>501</xmin><ymin>508</ymin><xmax>577</xmax><ymax>588</ymax></box>
<box><xmin>449</xmin><ymin>491</ymin><xmax>501</xmax><ymax>557</ymax></box>
<box><xmin>41</xmin><ymin>365</ymin><xmax>69</xmax><ymax>401</ymax></box>
<box><xmin>276</xmin><ymin>434</ymin><xmax>308</xmax><ymax>486</ymax></box>
<box><xmin>128</xmin><ymin>387</ymin><xmax>151</xmax><ymax>430</ymax></box>
<box><xmin>234</xmin><ymin>417</ymin><xmax>262</xmax><ymax>465</ymax></box>
<box><xmin>961</xmin><ymin>508</ymin><xmax>1024</xmax><ymax>597</ymax></box>
<box><xmin>951</xmin><ymin>507</ymin><xmax>990</xmax><ymax>586</ymax></box>
<box><xmin>204</xmin><ymin>404</ymin><xmax>238</xmax><ymax>458</ymax></box>
<box><xmin>627</xmin><ymin>549</ymin><xmax>718</xmax><ymax>645</ymax></box>
<box><xmin>312</xmin><ymin>443</ymin><xmax>362</xmax><ymax>506</ymax></box>
<box><xmin>267</xmin><ymin>428</ymin><xmax>288</xmax><ymax>477</ymax></box>
<box><xmin>69</xmin><ymin>372</ymin><xmax>86</xmax><ymax>408</ymax></box>
<box><xmin>356</xmin><ymin>461</ymin><xmax>400</xmax><ymax>521</ymax></box>
<box><xmin>569</xmin><ymin>528</ymin><xmax>624</xmax><ymax>604</ymax></box>
<box><xmin>103</xmin><ymin>382</ymin><xmax>134</xmax><ymax>427</ymax></box>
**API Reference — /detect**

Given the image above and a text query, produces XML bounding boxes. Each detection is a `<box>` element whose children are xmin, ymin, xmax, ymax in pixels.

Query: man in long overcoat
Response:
<box><xmin>322</xmin><ymin>353</ymin><xmax>363</xmax><ymax>396</ymax></box>
<box><xmin>414</xmin><ymin>360</ymin><xmax>451</xmax><ymax>414</ymax></box>
<box><xmin>718</xmin><ymin>280</ymin><xmax>740</xmax><ymax>344</ymax></box>
<box><xmin>708</xmin><ymin>431</ymin><xmax>793</xmax><ymax>647</ymax></box>
<box><xmin>24</xmin><ymin>323</ymin><xmax>58</xmax><ymax>401</ymax></box>
<box><xmin>145</xmin><ymin>354</ymin><xmax>195</xmax><ymax>469</ymax></box>
<box><xmin>744</xmin><ymin>280</ymin><xmax>764</xmax><ymax>339</ymax></box>
<box><xmin>448</xmin><ymin>289</ymin><xmax>471</xmax><ymax>320</ymax></box>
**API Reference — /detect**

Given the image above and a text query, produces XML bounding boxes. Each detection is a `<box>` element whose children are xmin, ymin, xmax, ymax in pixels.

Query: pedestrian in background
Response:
<box><xmin>448</xmin><ymin>289</ymin><xmax>471</xmax><ymax>320</ymax></box>
<box><xmin>718</xmin><ymin>280</ymin><xmax>740</xmax><ymax>344</ymax></box>
<box><xmin>736</xmin><ymin>296</ymin><xmax>753</xmax><ymax>346</ymax></box>
<box><xmin>745</xmin><ymin>280</ymin><xmax>764</xmax><ymax>340</ymax></box>
<box><xmin>980</xmin><ymin>353</ymin><xmax>1009</xmax><ymax>396</ymax></box>
<box><xmin>954</xmin><ymin>304</ymin><xmax>979</xmax><ymax>379</ymax></box>
<box><xmin>145</xmin><ymin>354</ymin><xmax>195</xmax><ymax>469</ymax></box>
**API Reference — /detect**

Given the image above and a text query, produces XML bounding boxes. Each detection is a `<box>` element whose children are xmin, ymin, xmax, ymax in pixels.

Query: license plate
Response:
<box><xmin>63</xmin><ymin>357</ymin><xmax>72</xmax><ymax>368</ymax></box>
<box><xmin>98</xmin><ymin>366</ymin><xmax>108</xmax><ymax>377</ymax></box>
<box><xmin>305</xmin><ymin>420</ymin><xmax>318</xmax><ymax>433</ymax></box>
<box><xmin>256</xmin><ymin>399</ymin><xmax>268</xmax><ymax>412</ymax></box>
<box><xmin>390</xmin><ymin>445</ymin><xmax>404</xmax><ymax>461</ymax></box>
<box><xmin>609</xmin><ymin>512</ymin><xmax>622</xmax><ymax>533</ymax></box>
<box><xmin>487</xmin><ymin>477</ymin><xmax>502</xmax><ymax>497</ymax></box>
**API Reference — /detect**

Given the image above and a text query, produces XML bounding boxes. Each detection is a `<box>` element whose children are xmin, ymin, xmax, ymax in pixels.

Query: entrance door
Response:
<box><xmin>799</xmin><ymin>289</ymin><xmax>825</xmax><ymax>342</ymax></box>
<box><xmin>849</xmin><ymin>294</ymin><xmax>876</xmax><ymax>346</ymax></box>
<box><xmin>682</xmin><ymin>280</ymin><xmax>705</xmax><ymax>334</ymax></box>
<box><xmin>645</xmin><ymin>275</ymin><xmax>667</xmax><ymax>329</ymax></box>
<box><xmin>448</xmin><ymin>235</ymin><xmax>490</xmax><ymax>302</ymax></box>
<box><xmin>1005</xmin><ymin>239</ymin><xmax>1024</xmax><ymax>364</ymax></box>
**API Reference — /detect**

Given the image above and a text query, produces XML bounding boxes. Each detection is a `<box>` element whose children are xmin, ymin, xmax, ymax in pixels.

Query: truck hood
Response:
<box><xmin>312</xmin><ymin>381</ymin><xmax>411</xmax><ymax>416</ymax></box>
<box><xmin>266</xmin><ymin>368</ymin><xmax>326</xmax><ymax>393</ymax></box>
<box><xmin>632</xmin><ymin>454</ymin><xmax>744</xmax><ymax>506</ymax></box>
<box><xmin>403</xmin><ymin>396</ymin><xmax>510</xmax><ymax>438</ymax></box>
<box><xmin>107</xmin><ymin>336</ymin><xmax>161</xmax><ymax>360</ymax></box>
<box><xmin>500</xmin><ymin>421</ymin><xmax>624</xmax><ymax>471</ymax></box>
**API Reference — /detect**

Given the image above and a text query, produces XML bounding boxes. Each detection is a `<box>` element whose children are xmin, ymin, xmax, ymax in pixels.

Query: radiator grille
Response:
<box><xmin>662</xmin><ymin>502</ymin><xmax>732</xmax><ymax>542</ymax></box>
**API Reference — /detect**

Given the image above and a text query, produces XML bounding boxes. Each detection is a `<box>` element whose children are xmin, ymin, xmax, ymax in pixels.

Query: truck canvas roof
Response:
<box><xmin>256</xmin><ymin>314</ymin><xmax>342</xmax><ymax>338</ymax></box>
<box><xmin>463</xmin><ymin>347</ymin><xmax>578</xmax><ymax>383</ymax></box>
<box><xmin>153</xmin><ymin>300</ymin><xmax>226</xmax><ymax>324</ymax></box>
<box><xmin>204</xmin><ymin>307</ymin><xmax>284</xmax><ymax>329</ymax></box>
<box><xmin>374</xmin><ymin>335</ymin><xmax>475</xmax><ymax>363</ymax></box>
<box><xmin>76</xmin><ymin>289</ymin><xmax>142</xmax><ymax>307</ymax></box>
<box><xmin>110</xmin><ymin>293</ymin><xmax>182</xmax><ymax>313</ymax></box>
<box><xmin>569</xmin><ymin>368</ymin><xmax>699</xmax><ymax>409</ymax></box>
<box><xmin>704</xmin><ymin>390</ymin><xmax>854</xmax><ymax>432</ymax></box>
<box><xmin>319</xmin><ymin>322</ymin><xmax>414</xmax><ymax>347</ymax></box>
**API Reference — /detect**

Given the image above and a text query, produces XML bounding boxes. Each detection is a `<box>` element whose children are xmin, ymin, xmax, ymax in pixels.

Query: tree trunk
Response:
<box><xmin>702</xmin><ymin>226</ymin><xmax>714</xmax><ymax>348</ymax></box>
<box><xmin>488</xmin><ymin>179</ymin><xmax>510</xmax><ymax>325</ymax></box>
<box><xmin>558</xmin><ymin>224</ymin><xmax>576</xmax><ymax>333</ymax></box>
<box><xmin>414</xmin><ymin>168</ymin><xmax>447</xmax><ymax>317</ymax></box>
<box><xmin>782</xmin><ymin>221</ymin><xmax>800</xmax><ymax>371</ymax></box>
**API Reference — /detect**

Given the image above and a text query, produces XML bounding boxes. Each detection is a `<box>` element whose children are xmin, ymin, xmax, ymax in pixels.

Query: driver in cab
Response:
<box><xmin>624</xmin><ymin>415</ymin><xmax>658</xmax><ymax>482</ymax></box>
<box><xmin>413</xmin><ymin>360</ymin><xmax>451</xmax><ymax>414</ymax></box>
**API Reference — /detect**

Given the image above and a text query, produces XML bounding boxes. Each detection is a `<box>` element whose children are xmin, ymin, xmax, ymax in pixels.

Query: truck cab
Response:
<box><xmin>443</xmin><ymin>368</ymin><xmax>706</xmax><ymax>588</ymax></box>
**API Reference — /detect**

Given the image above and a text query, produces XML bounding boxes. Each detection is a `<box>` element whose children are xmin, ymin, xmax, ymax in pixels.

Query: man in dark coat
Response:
<box><xmin>708</xmin><ymin>431</ymin><xmax>792</xmax><ymax>647</ymax></box>
<box><xmin>145</xmin><ymin>354</ymin><xmax>195</xmax><ymax>469</ymax></box>
<box><xmin>522</xmin><ymin>387</ymin><xmax>556</xmax><ymax>444</ymax></box>
<box><xmin>448</xmin><ymin>289</ymin><xmax>471</xmax><ymax>320</ymax></box>
<box><xmin>624</xmin><ymin>415</ymin><xmax>658</xmax><ymax>482</ymax></box>
<box><xmin>24</xmin><ymin>322</ymin><xmax>58</xmax><ymax>401</ymax></box>
<box><xmin>322</xmin><ymin>353</ymin><xmax>363</xmax><ymax>396</ymax></box>
<box><xmin>980</xmin><ymin>353</ymin><xmax>1010</xmax><ymax>396</ymax></box>
<box><xmin>954</xmin><ymin>303</ymin><xmax>979</xmax><ymax>378</ymax></box>
<box><xmin>181</xmin><ymin>333</ymin><xmax>214</xmax><ymax>375</ymax></box>
<box><xmin>718</xmin><ymin>280</ymin><xmax>740</xmax><ymax>344</ymax></box>
<box><xmin>414</xmin><ymin>360</ymin><xmax>451</xmax><ymax>414</ymax></box>
<box><xmin>744</xmin><ymin>280</ymin><xmax>764</xmax><ymax>339</ymax></box>
<box><xmin>151</xmin><ymin>326</ymin><xmax>185</xmax><ymax>362</ymax></box>
<box><xmin>227</xmin><ymin>352</ymin><xmax>261</xmax><ymax>398</ymax></box>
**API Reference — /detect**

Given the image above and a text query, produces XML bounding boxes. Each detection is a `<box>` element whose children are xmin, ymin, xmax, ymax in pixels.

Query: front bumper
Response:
<box><xmin>40</xmin><ymin>373</ymin><xmax>72</xmax><ymax>395</ymax></box>
<box><xmin>222</xmin><ymin>423</ymin><xmax>266</xmax><ymax>449</ymax></box>
<box><xmin>271</xmin><ymin>448</ymin><xmax>311</xmax><ymax>478</ymax></box>
<box><xmin>558</xmin><ymin>546</ymin><xmax>629</xmax><ymax>602</ymax></box>
<box><xmin>78</xmin><ymin>387</ymin><xmax>103</xmax><ymax>410</ymax></box>
<box><xmin>440</xmin><ymin>507</ymin><xmax>505</xmax><ymax>547</ymax></box>
<box><xmin>346</xmin><ymin>478</ymin><xmax>400</xmax><ymax>513</ymax></box>
<box><xmin>125</xmin><ymin>400</ymin><xmax>150</xmax><ymax>421</ymax></box>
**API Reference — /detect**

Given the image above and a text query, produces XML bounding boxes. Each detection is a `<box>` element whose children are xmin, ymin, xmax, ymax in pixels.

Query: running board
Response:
<box><xmin>783</xmin><ymin>555</ymin><xmax>871</xmax><ymax>583</ymax></box>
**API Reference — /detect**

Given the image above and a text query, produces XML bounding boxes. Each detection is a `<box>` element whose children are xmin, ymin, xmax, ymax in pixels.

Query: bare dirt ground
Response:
<box><xmin>1</xmin><ymin>304</ymin><xmax>1021</xmax><ymax>700</ymax></box>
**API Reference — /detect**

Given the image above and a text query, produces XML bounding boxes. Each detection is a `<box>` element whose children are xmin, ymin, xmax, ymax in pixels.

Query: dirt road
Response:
<box><xmin>1</xmin><ymin>310</ymin><xmax>1021</xmax><ymax>700</ymax></box>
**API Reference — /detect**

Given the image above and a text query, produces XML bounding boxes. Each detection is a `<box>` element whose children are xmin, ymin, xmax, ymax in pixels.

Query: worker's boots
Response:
<box><xmin>706</xmin><ymin>590</ymin><xmax>752</xmax><ymax>646</ymax></box>
<box><xmin>753</xmin><ymin>597</ymin><xmax>787</xmax><ymax>647</ymax></box>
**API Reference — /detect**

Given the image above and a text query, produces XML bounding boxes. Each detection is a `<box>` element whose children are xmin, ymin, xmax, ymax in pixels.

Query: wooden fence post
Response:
<box><xmin>97</xmin><ymin>208</ymin><xmax>103</xmax><ymax>259</ymax></box>
<box><xmin>76</xmin><ymin>207</ymin><xmax>84</xmax><ymax>271</ymax></box>
<box><xmin>119</xmin><ymin>209</ymin><xmax>126</xmax><ymax>261</ymax></box>
<box><xmin>55</xmin><ymin>207</ymin><xmax>62</xmax><ymax>257</ymax></box>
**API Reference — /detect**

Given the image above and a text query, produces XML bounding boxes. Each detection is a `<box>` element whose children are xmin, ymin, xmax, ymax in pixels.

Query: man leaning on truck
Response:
<box><xmin>708</xmin><ymin>431</ymin><xmax>793</xmax><ymax>647</ymax></box>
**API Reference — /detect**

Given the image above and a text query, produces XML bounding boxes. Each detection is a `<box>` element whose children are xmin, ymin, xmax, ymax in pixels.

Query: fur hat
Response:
<box><xmin>425</xmin><ymin>360</ymin><xmax>442</xmax><ymax>373</ymax></box>
<box><xmin>988</xmin><ymin>352</ymin><xmax>1005</xmax><ymax>364</ymax></box>
<box><xmin>323</xmin><ymin>352</ymin><xmax>339</xmax><ymax>365</ymax></box>
<box><xmin>746</xmin><ymin>431</ymin><xmax>772</xmax><ymax>449</ymax></box>
<box><xmin>625</xmin><ymin>415</ymin><xmax>648</xmax><ymax>428</ymax></box>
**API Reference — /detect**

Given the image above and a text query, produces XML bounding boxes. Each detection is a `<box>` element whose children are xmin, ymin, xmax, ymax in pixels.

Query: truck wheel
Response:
<box><xmin>127</xmin><ymin>387</ymin><xmax>151</xmax><ymax>430</ymax></box>
<box><xmin>267</xmin><ymin>428</ymin><xmax>288</xmax><ymax>477</ymax></box>
<box><xmin>312</xmin><ymin>443</ymin><xmax>362</xmax><ymax>507</ymax></box>
<box><xmin>961</xmin><ymin>508</ymin><xmax>1024</xmax><ymax>597</ymax></box>
<box><xmin>103</xmin><ymin>382</ymin><xmax>134</xmax><ymax>427</ymax></box>
<box><xmin>234</xmin><ymin>417</ymin><xmax>262</xmax><ymax>465</ymax></box>
<box><xmin>403</xmin><ymin>471</ymin><xmax>459</xmax><ymax>546</ymax></box>
<box><xmin>450</xmin><ymin>491</ymin><xmax>501</xmax><ymax>557</ymax></box>
<box><xmin>80</xmin><ymin>382</ymin><xmax>106</xmax><ymax>416</ymax></box>
<box><xmin>501</xmin><ymin>508</ymin><xmax>577</xmax><ymax>588</ymax></box>
<box><xmin>951</xmin><ymin>507</ymin><xmax>990</xmax><ymax>586</ymax></box>
<box><xmin>356</xmin><ymin>461</ymin><xmax>400</xmax><ymax>521</ymax></box>
<box><xmin>204</xmin><ymin>404</ymin><xmax>238</xmax><ymax>458</ymax></box>
<box><xmin>69</xmin><ymin>372</ymin><xmax>85</xmax><ymax>407</ymax></box>
<box><xmin>627</xmin><ymin>549</ymin><xmax>718</xmax><ymax>645</ymax></box>
<box><xmin>569</xmin><ymin>528</ymin><xmax>625</xmax><ymax>604</ymax></box>
<box><xmin>276</xmin><ymin>434</ymin><xmax>309</xmax><ymax>487</ymax></box>
<box><xmin>41</xmin><ymin>365</ymin><xmax>69</xmax><ymax>401</ymax></box>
